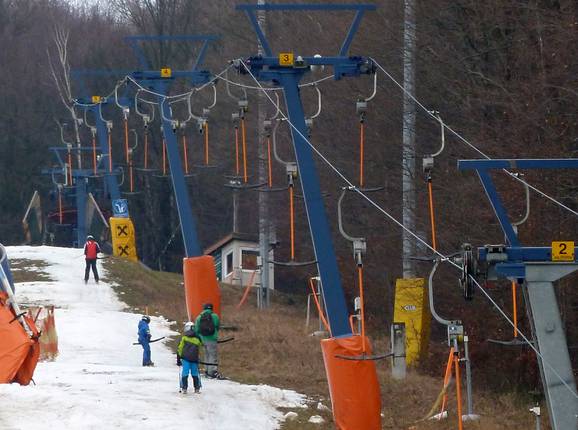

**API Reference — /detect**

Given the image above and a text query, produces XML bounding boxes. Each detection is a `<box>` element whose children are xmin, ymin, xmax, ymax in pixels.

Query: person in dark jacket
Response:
<box><xmin>177</xmin><ymin>321</ymin><xmax>203</xmax><ymax>394</ymax></box>
<box><xmin>83</xmin><ymin>235</ymin><xmax>101</xmax><ymax>283</ymax></box>
<box><xmin>138</xmin><ymin>315</ymin><xmax>154</xmax><ymax>366</ymax></box>
<box><xmin>195</xmin><ymin>303</ymin><xmax>222</xmax><ymax>379</ymax></box>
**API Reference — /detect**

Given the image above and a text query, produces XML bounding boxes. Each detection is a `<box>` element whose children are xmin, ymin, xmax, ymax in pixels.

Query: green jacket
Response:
<box><xmin>195</xmin><ymin>310</ymin><xmax>220</xmax><ymax>343</ymax></box>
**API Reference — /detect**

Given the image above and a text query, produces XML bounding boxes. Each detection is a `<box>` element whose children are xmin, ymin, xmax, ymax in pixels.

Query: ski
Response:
<box><xmin>132</xmin><ymin>336</ymin><xmax>165</xmax><ymax>345</ymax></box>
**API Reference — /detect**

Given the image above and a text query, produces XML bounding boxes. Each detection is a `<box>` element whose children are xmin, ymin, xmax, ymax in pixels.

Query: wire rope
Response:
<box><xmin>238</xmin><ymin>58</ymin><xmax>578</xmax><ymax>401</ymax></box>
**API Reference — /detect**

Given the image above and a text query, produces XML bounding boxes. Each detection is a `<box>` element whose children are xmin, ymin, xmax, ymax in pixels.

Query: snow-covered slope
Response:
<box><xmin>0</xmin><ymin>246</ymin><xmax>304</xmax><ymax>430</ymax></box>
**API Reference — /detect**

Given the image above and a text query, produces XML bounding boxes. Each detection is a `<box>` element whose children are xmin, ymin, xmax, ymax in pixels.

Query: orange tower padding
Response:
<box><xmin>183</xmin><ymin>256</ymin><xmax>221</xmax><ymax>320</ymax></box>
<box><xmin>0</xmin><ymin>294</ymin><xmax>39</xmax><ymax>385</ymax></box>
<box><xmin>321</xmin><ymin>335</ymin><xmax>382</xmax><ymax>430</ymax></box>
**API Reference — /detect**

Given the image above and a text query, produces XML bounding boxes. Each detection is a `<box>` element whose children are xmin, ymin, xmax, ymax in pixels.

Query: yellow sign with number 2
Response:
<box><xmin>552</xmin><ymin>241</ymin><xmax>575</xmax><ymax>261</ymax></box>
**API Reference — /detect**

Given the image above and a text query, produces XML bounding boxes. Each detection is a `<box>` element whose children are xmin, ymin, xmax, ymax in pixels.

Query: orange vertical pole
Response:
<box><xmin>92</xmin><ymin>134</ymin><xmax>97</xmax><ymax>176</ymax></box>
<box><xmin>124</xmin><ymin>118</ymin><xmax>129</xmax><ymax>164</ymax></box>
<box><xmin>512</xmin><ymin>280</ymin><xmax>518</xmax><ymax>338</ymax></box>
<box><xmin>241</xmin><ymin>118</ymin><xmax>248</xmax><ymax>183</ymax></box>
<box><xmin>129</xmin><ymin>150</ymin><xmax>134</xmax><ymax>193</ymax></box>
<box><xmin>67</xmin><ymin>149</ymin><xmax>73</xmax><ymax>185</ymax></box>
<box><xmin>359</xmin><ymin>121</ymin><xmax>365</xmax><ymax>187</ymax></box>
<box><xmin>427</xmin><ymin>179</ymin><xmax>438</xmax><ymax>250</ymax></box>
<box><xmin>235</xmin><ymin>126</ymin><xmax>240</xmax><ymax>176</ymax></box>
<box><xmin>108</xmin><ymin>131</ymin><xmax>113</xmax><ymax>173</ymax></box>
<box><xmin>162</xmin><ymin>139</ymin><xmax>167</xmax><ymax>176</ymax></box>
<box><xmin>58</xmin><ymin>188</ymin><xmax>63</xmax><ymax>224</ymax></box>
<box><xmin>289</xmin><ymin>185</ymin><xmax>295</xmax><ymax>260</ymax></box>
<box><xmin>358</xmin><ymin>265</ymin><xmax>366</xmax><ymax>353</ymax></box>
<box><xmin>454</xmin><ymin>353</ymin><xmax>464</xmax><ymax>430</ymax></box>
<box><xmin>182</xmin><ymin>134</ymin><xmax>189</xmax><ymax>175</ymax></box>
<box><xmin>267</xmin><ymin>136</ymin><xmax>273</xmax><ymax>188</ymax></box>
<box><xmin>204</xmin><ymin>122</ymin><xmax>210</xmax><ymax>166</ymax></box>
<box><xmin>144</xmin><ymin>132</ymin><xmax>149</xmax><ymax>170</ymax></box>
<box><xmin>440</xmin><ymin>346</ymin><xmax>455</xmax><ymax>416</ymax></box>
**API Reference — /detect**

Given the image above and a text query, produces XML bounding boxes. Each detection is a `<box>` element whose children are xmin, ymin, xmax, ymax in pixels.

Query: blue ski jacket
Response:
<box><xmin>138</xmin><ymin>320</ymin><xmax>151</xmax><ymax>344</ymax></box>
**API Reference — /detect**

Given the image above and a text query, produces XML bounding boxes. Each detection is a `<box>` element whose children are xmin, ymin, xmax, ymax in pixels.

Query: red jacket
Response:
<box><xmin>84</xmin><ymin>240</ymin><xmax>100</xmax><ymax>260</ymax></box>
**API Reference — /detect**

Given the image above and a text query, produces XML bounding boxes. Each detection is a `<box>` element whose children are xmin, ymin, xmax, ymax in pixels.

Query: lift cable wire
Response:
<box><xmin>238</xmin><ymin>58</ymin><xmax>578</xmax><ymax>401</ymax></box>
<box><xmin>369</xmin><ymin>57</ymin><xmax>578</xmax><ymax>218</ymax></box>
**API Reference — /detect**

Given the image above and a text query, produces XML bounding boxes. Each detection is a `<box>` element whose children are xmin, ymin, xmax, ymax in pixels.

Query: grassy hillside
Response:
<box><xmin>102</xmin><ymin>256</ymin><xmax>540</xmax><ymax>429</ymax></box>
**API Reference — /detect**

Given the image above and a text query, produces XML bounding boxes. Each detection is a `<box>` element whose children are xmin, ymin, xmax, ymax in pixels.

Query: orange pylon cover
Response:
<box><xmin>183</xmin><ymin>256</ymin><xmax>221</xmax><ymax>320</ymax></box>
<box><xmin>0</xmin><ymin>293</ymin><xmax>40</xmax><ymax>385</ymax></box>
<box><xmin>321</xmin><ymin>335</ymin><xmax>382</xmax><ymax>430</ymax></box>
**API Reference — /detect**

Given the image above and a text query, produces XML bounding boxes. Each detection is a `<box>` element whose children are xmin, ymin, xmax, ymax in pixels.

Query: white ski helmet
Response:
<box><xmin>184</xmin><ymin>321</ymin><xmax>194</xmax><ymax>332</ymax></box>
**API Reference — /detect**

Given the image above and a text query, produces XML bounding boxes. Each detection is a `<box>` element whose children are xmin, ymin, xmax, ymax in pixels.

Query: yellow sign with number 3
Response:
<box><xmin>279</xmin><ymin>53</ymin><xmax>294</xmax><ymax>66</ymax></box>
<box><xmin>552</xmin><ymin>241</ymin><xmax>575</xmax><ymax>261</ymax></box>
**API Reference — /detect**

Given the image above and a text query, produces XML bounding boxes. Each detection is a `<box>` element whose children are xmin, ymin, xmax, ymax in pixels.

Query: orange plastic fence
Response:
<box><xmin>34</xmin><ymin>306</ymin><xmax>58</xmax><ymax>361</ymax></box>
<box><xmin>183</xmin><ymin>256</ymin><xmax>221</xmax><ymax>320</ymax></box>
<box><xmin>321</xmin><ymin>335</ymin><xmax>382</xmax><ymax>430</ymax></box>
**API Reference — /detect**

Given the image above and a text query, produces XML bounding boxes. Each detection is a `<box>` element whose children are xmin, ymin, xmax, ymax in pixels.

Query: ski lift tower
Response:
<box><xmin>124</xmin><ymin>35</ymin><xmax>221</xmax><ymax>319</ymax></box>
<box><xmin>72</xmin><ymin>70</ymin><xmax>138</xmax><ymax>260</ymax></box>
<box><xmin>458</xmin><ymin>158</ymin><xmax>578</xmax><ymax>430</ymax></box>
<box><xmin>237</xmin><ymin>4</ymin><xmax>381</xmax><ymax>429</ymax></box>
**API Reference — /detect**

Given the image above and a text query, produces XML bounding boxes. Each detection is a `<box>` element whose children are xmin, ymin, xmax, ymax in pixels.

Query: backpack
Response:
<box><xmin>199</xmin><ymin>312</ymin><xmax>215</xmax><ymax>336</ymax></box>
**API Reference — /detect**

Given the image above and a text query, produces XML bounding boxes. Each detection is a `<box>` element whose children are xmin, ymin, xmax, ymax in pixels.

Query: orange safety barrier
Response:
<box><xmin>236</xmin><ymin>270</ymin><xmax>257</xmax><ymax>309</ymax></box>
<box><xmin>321</xmin><ymin>335</ymin><xmax>381</xmax><ymax>430</ymax></box>
<box><xmin>183</xmin><ymin>256</ymin><xmax>221</xmax><ymax>320</ymax></box>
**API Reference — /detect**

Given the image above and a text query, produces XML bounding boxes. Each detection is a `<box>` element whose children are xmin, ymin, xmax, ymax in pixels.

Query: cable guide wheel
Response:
<box><xmin>459</xmin><ymin>243</ymin><xmax>476</xmax><ymax>301</ymax></box>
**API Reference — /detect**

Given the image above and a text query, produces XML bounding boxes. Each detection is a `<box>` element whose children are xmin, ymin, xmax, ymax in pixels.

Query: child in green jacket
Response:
<box><xmin>177</xmin><ymin>321</ymin><xmax>203</xmax><ymax>394</ymax></box>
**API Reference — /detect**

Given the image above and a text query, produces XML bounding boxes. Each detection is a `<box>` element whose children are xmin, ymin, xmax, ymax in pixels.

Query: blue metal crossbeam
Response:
<box><xmin>458</xmin><ymin>158</ymin><xmax>578</xmax><ymax>247</ymax></box>
<box><xmin>125</xmin><ymin>35</ymin><xmax>218</xmax><ymax>71</ymax></box>
<box><xmin>458</xmin><ymin>159</ymin><xmax>578</xmax><ymax>170</ymax></box>
<box><xmin>237</xmin><ymin>4</ymin><xmax>376</xmax><ymax>57</ymax></box>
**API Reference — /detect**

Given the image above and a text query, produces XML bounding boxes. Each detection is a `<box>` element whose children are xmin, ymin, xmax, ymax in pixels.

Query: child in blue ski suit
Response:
<box><xmin>176</xmin><ymin>321</ymin><xmax>203</xmax><ymax>394</ymax></box>
<box><xmin>138</xmin><ymin>315</ymin><xmax>154</xmax><ymax>366</ymax></box>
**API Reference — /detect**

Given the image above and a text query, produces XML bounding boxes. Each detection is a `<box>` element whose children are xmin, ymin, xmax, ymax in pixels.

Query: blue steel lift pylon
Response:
<box><xmin>123</xmin><ymin>35</ymin><xmax>221</xmax><ymax>319</ymax></box>
<box><xmin>42</xmin><ymin>145</ymin><xmax>112</xmax><ymax>248</ymax></box>
<box><xmin>72</xmin><ymin>70</ymin><xmax>139</xmax><ymax>261</ymax></box>
<box><xmin>237</xmin><ymin>4</ymin><xmax>381</xmax><ymax>429</ymax></box>
<box><xmin>458</xmin><ymin>158</ymin><xmax>578</xmax><ymax>430</ymax></box>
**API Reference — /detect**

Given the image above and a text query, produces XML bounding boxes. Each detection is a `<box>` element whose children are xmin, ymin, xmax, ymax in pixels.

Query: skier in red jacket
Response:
<box><xmin>84</xmin><ymin>235</ymin><xmax>101</xmax><ymax>283</ymax></box>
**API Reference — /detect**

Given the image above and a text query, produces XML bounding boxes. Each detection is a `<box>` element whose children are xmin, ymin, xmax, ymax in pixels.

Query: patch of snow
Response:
<box><xmin>1</xmin><ymin>246</ymin><xmax>306</xmax><ymax>429</ymax></box>
<box><xmin>308</xmin><ymin>415</ymin><xmax>325</xmax><ymax>424</ymax></box>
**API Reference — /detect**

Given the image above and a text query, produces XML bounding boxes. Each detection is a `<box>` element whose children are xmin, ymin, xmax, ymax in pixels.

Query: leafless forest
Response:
<box><xmin>0</xmin><ymin>0</ymin><xmax>577</xmax><ymax>393</ymax></box>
